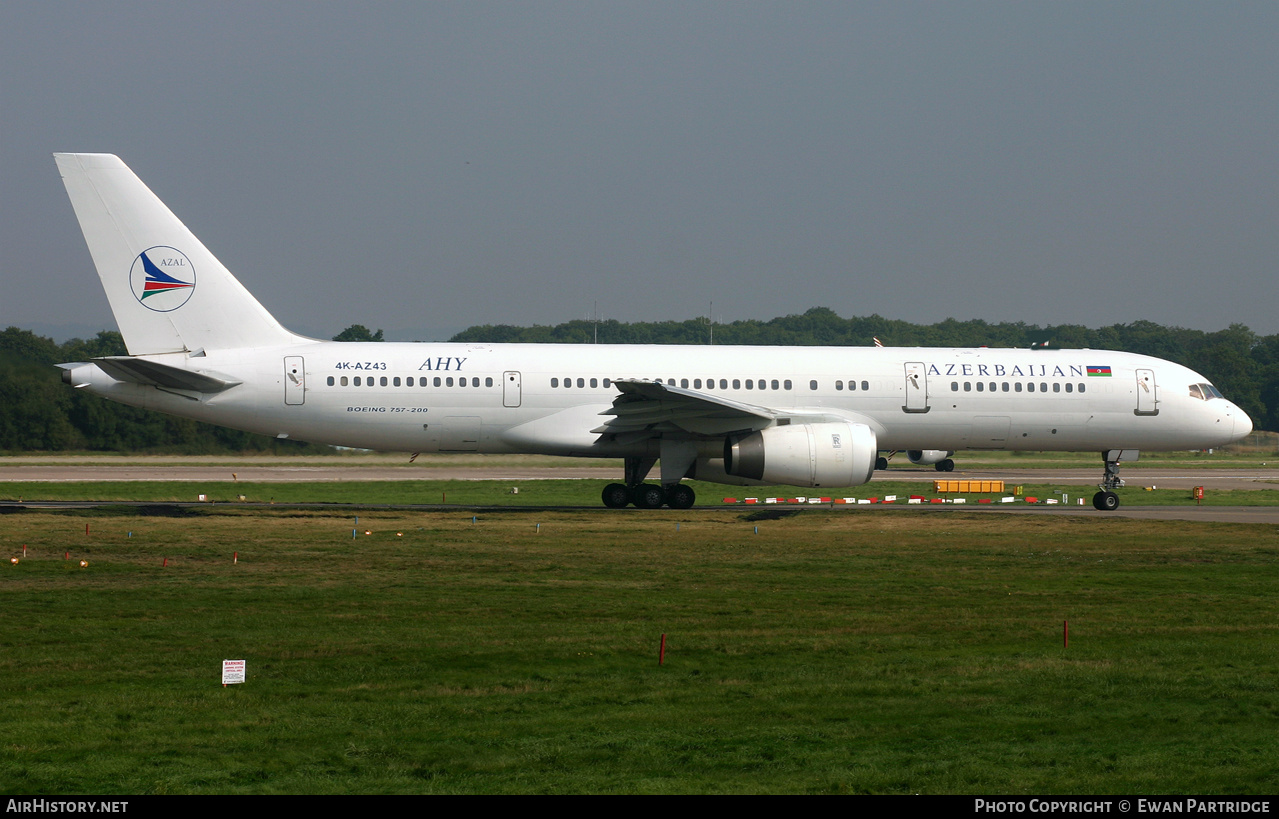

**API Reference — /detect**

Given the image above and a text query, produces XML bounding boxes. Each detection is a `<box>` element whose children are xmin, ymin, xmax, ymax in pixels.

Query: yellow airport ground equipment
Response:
<box><xmin>933</xmin><ymin>480</ymin><xmax>1006</xmax><ymax>494</ymax></box>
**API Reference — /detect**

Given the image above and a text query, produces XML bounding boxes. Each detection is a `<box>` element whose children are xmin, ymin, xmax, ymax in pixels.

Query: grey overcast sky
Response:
<box><xmin>2</xmin><ymin>2</ymin><xmax>1277</xmax><ymax>341</ymax></box>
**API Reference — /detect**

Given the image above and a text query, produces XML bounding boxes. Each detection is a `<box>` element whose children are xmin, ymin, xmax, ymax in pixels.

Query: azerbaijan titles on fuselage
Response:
<box><xmin>926</xmin><ymin>362</ymin><xmax>1112</xmax><ymax>378</ymax></box>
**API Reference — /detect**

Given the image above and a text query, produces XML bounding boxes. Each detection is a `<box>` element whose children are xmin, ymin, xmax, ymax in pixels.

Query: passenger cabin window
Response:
<box><xmin>809</xmin><ymin>380</ymin><xmax>818</xmax><ymax>391</ymax></box>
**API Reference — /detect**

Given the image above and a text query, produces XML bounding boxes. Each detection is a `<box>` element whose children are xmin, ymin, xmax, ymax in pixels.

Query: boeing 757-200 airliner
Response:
<box><xmin>53</xmin><ymin>153</ymin><xmax>1252</xmax><ymax>510</ymax></box>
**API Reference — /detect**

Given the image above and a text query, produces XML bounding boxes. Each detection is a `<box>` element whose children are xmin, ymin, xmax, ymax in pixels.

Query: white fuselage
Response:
<box><xmin>72</xmin><ymin>341</ymin><xmax>1250</xmax><ymax>464</ymax></box>
<box><xmin>52</xmin><ymin>152</ymin><xmax>1255</xmax><ymax>504</ymax></box>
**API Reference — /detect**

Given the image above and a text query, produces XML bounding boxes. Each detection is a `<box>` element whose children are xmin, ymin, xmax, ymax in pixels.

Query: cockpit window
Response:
<box><xmin>1189</xmin><ymin>383</ymin><xmax>1224</xmax><ymax>400</ymax></box>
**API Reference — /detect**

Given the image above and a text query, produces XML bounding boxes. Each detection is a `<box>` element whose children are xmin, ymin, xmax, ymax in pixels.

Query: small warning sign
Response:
<box><xmin>222</xmin><ymin>659</ymin><xmax>246</xmax><ymax>685</ymax></box>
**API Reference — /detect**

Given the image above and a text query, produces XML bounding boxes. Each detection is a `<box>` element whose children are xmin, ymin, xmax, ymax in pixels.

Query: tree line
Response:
<box><xmin>450</xmin><ymin>308</ymin><xmax>1275</xmax><ymax>431</ymax></box>
<box><xmin>0</xmin><ymin>309</ymin><xmax>1273</xmax><ymax>452</ymax></box>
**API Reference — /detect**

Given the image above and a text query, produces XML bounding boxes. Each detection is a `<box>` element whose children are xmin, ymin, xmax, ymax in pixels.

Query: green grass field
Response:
<box><xmin>3</xmin><ymin>506</ymin><xmax>1278</xmax><ymax>794</ymax></box>
<box><xmin>2</xmin><ymin>477</ymin><xmax>1276</xmax><ymax>509</ymax></box>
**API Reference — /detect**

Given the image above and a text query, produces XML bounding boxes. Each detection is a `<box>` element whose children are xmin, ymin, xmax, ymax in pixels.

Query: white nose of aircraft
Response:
<box><xmin>1232</xmin><ymin>403</ymin><xmax>1254</xmax><ymax>441</ymax></box>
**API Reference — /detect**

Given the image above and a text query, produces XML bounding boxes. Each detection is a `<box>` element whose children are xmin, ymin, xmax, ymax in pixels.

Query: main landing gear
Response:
<box><xmin>601</xmin><ymin>482</ymin><xmax>696</xmax><ymax>509</ymax></box>
<box><xmin>601</xmin><ymin>455</ymin><xmax>697</xmax><ymax>509</ymax></box>
<box><xmin>1092</xmin><ymin>449</ymin><xmax>1137</xmax><ymax>511</ymax></box>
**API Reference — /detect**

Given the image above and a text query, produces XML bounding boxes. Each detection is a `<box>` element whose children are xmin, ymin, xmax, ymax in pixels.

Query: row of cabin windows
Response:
<box><xmin>552</xmin><ymin>377</ymin><xmax>803</xmax><ymax>391</ymax></box>
<box><xmin>325</xmin><ymin>375</ymin><xmax>884</xmax><ymax>392</ymax></box>
<box><xmin>326</xmin><ymin>375</ymin><xmax>494</xmax><ymax>388</ymax></box>
<box><xmin>951</xmin><ymin>381</ymin><xmax>1087</xmax><ymax>394</ymax></box>
<box><xmin>319</xmin><ymin>376</ymin><xmax>1100</xmax><ymax>396</ymax></box>
<box><xmin>321</xmin><ymin>374</ymin><xmax>900</xmax><ymax>393</ymax></box>
<box><xmin>552</xmin><ymin>377</ymin><xmax>612</xmax><ymax>388</ymax></box>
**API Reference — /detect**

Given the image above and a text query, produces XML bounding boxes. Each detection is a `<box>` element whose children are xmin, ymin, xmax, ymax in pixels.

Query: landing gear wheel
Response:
<box><xmin>666</xmin><ymin>484</ymin><xmax>695</xmax><ymax>509</ymax></box>
<box><xmin>602</xmin><ymin>483</ymin><xmax>631</xmax><ymax>508</ymax></box>
<box><xmin>875</xmin><ymin>456</ymin><xmax>889</xmax><ymax>471</ymax></box>
<box><xmin>633</xmin><ymin>484</ymin><xmax>667</xmax><ymax>509</ymax></box>
<box><xmin>935</xmin><ymin>459</ymin><xmax>955</xmax><ymax>472</ymax></box>
<box><xmin>1093</xmin><ymin>491</ymin><xmax>1120</xmax><ymax>511</ymax></box>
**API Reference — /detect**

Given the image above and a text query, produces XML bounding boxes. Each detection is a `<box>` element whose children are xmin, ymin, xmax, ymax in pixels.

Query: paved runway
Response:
<box><xmin>3</xmin><ymin>459</ymin><xmax>1278</xmax><ymax>490</ymax></box>
<box><xmin>2</xmin><ymin>457</ymin><xmax>1277</xmax><ymax>522</ymax></box>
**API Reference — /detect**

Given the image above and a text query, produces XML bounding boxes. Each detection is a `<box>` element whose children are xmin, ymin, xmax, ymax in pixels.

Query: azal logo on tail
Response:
<box><xmin>129</xmin><ymin>247</ymin><xmax>195</xmax><ymax>311</ymax></box>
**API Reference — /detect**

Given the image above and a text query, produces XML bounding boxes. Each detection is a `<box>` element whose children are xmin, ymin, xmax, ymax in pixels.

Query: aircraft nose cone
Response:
<box><xmin>1235</xmin><ymin>405</ymin><xmax>1253</xmax><ymax>440</ymax></box>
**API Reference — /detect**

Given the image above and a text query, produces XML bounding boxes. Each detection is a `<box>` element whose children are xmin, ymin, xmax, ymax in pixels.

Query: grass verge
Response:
<box><xmin>2</xmin><ymin>509</ymin><xmax>1277</xmax><ymax>793</ymax></box>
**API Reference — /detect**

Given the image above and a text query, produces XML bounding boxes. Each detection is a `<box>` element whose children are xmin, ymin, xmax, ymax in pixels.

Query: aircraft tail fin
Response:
<box><xmin>54</xmin><ymin>153</ymin><xmax>300</xmax><ymax>355</ymax></box>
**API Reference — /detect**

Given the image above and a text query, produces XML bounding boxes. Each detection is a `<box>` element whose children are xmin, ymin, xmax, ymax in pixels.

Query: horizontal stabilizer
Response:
<box><xmin>85</xmin><ymin>357</ymin><xmax>241</xmax><ymax>393</ymax></box>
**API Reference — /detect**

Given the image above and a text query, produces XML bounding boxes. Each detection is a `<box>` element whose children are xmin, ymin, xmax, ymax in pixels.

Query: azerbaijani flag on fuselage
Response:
<box><xmin>1087</xmin><ymin>366</ymin><xmax>1112</xmax><ymax>377</ymax></box>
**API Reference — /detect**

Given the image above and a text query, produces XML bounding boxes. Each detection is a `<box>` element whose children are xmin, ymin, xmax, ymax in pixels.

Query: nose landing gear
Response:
<box><xmin>1092</xmin><ymin>449</ymin><xmax>1137</xmax><ymax>511</ymax></box>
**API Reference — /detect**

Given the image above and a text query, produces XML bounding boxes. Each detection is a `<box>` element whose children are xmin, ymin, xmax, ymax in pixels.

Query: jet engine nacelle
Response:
<box><xmin>907</xmin><ymin>449</ymin><xmax>954</xmax><ymax>465</ymax></box>
<box><xmin>724</xmin><ymin>422</ymin><xmax>877</xmax><ymax>488</ymax></box>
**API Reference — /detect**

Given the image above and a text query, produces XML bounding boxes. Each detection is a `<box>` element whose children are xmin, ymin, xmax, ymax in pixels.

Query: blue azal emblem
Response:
<box><xmin>129</xmin><ymin>247</ymin><xmax>195</xmax><ymax>311</ymax></box>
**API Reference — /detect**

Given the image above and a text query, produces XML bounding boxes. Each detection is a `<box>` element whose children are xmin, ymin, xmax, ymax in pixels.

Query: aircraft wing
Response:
<box><xmin>592</xmin><ymin>379</ymin><xmax>776</xmax><ymax>443</ymax></box>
